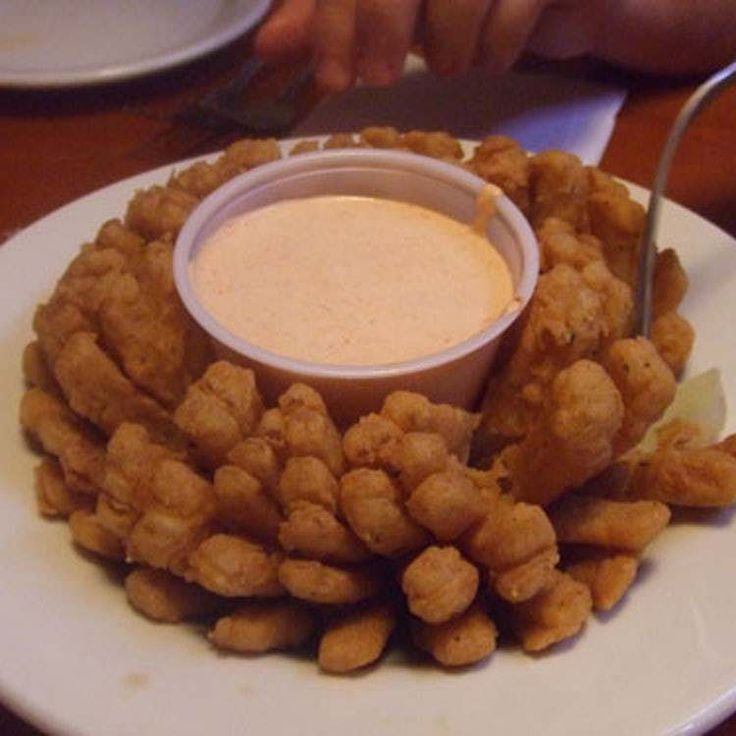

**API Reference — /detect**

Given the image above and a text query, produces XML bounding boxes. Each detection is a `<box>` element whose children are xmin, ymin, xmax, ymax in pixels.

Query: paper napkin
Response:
<box><xmin>295</xmin><ymin>55</ymin><xmax>627</xmax><ymax>165</ymax></box>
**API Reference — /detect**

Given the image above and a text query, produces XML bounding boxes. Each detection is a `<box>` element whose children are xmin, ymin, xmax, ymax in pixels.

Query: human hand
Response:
<box><xmin>254</xmin><ymin>0</ymin><xmax>599</xmax><ymax>91</ymax></box>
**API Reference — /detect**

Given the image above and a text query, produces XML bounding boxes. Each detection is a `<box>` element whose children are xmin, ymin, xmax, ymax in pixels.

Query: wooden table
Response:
<box><xmin>1</xmin><ymin>34</ymin><xmax>735</xmax><ymax>736</ymax></box>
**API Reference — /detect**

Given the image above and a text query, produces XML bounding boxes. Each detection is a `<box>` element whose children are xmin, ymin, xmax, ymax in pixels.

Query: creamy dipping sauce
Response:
<box><xmin>191</xmin><ymin>195</ymin><xmax>514</xmax><ymax>365</ymax></box>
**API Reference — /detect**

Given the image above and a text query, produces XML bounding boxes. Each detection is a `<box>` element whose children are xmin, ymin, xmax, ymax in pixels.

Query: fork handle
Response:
<box><xmin>634</xmin><ymin>59</ymin><xmax>736</xmax><ymax>336</ymax></box>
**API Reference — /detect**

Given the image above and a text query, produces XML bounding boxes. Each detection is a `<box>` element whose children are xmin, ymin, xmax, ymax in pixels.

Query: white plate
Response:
<box><xmin>1</xmin><ymin>146</ymin><xmax>736</xmax><ymax>736</ymax></box>
<box><xmin>0</xmin><ymin>0</ymin><xmax>272</xmax><ymax>88</ymax></box>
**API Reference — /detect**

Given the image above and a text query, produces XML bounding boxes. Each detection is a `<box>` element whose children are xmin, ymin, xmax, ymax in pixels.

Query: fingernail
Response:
<box><xmin>361</xmin><ymin>61</ymin><xmax>399</xmax><ymax>87</ymax></box>
<box><xmin>316</xmin><ymin>60</ymin><xmax>351</xmax><ymax>92</ymax></box>
<box><xmin>483</xmin><ymin>53</ymin><xmax>513</xmax><ymax>76</ymax></box>
<box><xmin>428</xmin><ymin>55</ymin><xmax>458</xmax><ymax>77</ymax></box>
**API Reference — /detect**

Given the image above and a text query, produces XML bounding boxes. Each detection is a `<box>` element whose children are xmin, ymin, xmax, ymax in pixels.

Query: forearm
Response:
<box><xmin>595</xmin><ymin>0</ymin><xmax>736</xmax><ymax>75</ymax></box>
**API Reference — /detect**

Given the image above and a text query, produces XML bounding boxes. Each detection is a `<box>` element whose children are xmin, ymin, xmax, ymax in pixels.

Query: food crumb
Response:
<box><xmin>123</xmin><ymin>672</ymin><xmax>149</xmax><ymax>691</ymax></box>
<box><xmin>433</xmin><ymin>715</ymin><xmax>453</xmax><ymax>736</ymax></box>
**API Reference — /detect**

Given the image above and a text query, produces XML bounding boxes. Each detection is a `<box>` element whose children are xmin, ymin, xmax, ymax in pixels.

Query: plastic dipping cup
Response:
<box><xmin>174</xmin><ymin>148</ymin><xmax>539</xmax><ymax>428</ymax></box>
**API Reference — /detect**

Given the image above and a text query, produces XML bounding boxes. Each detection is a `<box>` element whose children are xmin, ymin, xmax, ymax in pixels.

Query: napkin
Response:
<box><xmin>294</xmin><ymin>55</ymin><xmax>627</xmax><ymax>165</ymax></box>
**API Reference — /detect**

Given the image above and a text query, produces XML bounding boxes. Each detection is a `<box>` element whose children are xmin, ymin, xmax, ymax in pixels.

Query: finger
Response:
<box><xmin>314</xmin><ymin>0</ymin><xmax>359</xmax><ymax>92</ymax></box>
<box><xmin>423</xmin><ymin>0</ymin><xmax>494</xmax><ymax>76</ymax></box>
<box><xmin>480</xmin><ymin>0</ymin><xmax>549</xmax><ymax>73</ymax></box>
<box><xmin>254</xmin><ymin>0</ymin><xmax>317</xmax><ymax>62</ymax></box>
<box><xmin>527</xmin><ymin>1</ymin><xmax>598</xmax><ymax>60</ymax></box>
<box><xmin>355</xmin><ymin>0</ymin><xmax>422</xmax><ymax>86</ymax></box>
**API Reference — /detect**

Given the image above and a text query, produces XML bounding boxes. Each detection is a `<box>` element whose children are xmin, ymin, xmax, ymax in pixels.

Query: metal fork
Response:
<box><xmin>176</xmin><ymin>57</ymin><xmax>312</xmax><ymax>135</ymax></box>
<box><xmin>634</xmin><ymin>59</ymin><xmax>736</xmax><ymax>336</ymax></box>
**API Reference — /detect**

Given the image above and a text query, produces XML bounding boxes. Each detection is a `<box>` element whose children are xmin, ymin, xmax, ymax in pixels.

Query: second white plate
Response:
<box><xmin>0</xmin><ymin>0</ymin><xmax>272</xmax><ymax>88</ymax></box>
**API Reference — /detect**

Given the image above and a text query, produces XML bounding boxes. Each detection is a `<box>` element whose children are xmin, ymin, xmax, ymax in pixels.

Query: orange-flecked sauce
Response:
<box><xmin>191</xmin><ymin>195</ymin><xmax>514</xmax><ymax>365</ymax></box>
